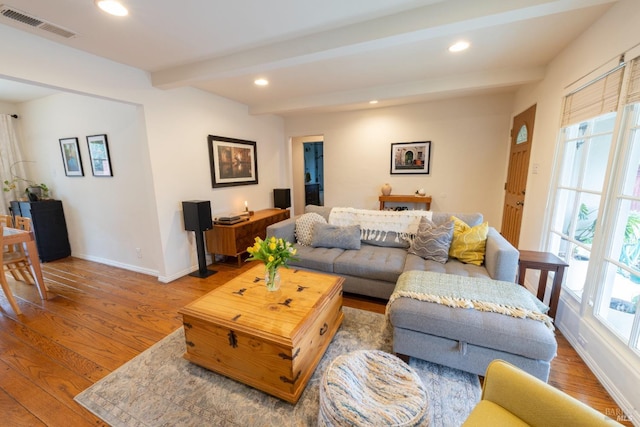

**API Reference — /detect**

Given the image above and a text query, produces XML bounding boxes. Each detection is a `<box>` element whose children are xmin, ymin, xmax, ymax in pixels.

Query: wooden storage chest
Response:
<box><xmin>179</xmin><ymin>265</ymin><xmax>344</xmax><ymax>403</ymax></box>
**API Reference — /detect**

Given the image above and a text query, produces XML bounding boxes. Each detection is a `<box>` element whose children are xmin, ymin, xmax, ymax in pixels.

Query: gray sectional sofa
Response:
<box><xmin>266</xmin><ymin>205</ymin><xmax>520</xmax><ymax>300</ymax></box>
<box><xmin>267</xmin><ymin>205</ymin><xmax>558</xmax><ymax>381</ymax></box>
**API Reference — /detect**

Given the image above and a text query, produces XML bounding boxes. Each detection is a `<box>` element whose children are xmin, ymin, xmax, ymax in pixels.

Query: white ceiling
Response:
<box><xmin>0</xmin><ymin>0</ymin><xmax>618</xmax><ymax>115</ymax></box>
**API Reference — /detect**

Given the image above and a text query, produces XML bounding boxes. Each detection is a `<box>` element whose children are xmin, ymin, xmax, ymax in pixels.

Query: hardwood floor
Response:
<box><xmin>0</xmin><ymin>257</ymin><xmax>632</xmax><ymax>426</ymax></box>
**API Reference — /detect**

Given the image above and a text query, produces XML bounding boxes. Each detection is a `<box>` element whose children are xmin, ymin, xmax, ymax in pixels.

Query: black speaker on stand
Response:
<box><xmin>273</xmin><ymin>188</ymin><xmax>291</xmax><ymax>209</ymax></box>
<box><xmin>182</xmin><ymin>200</ymin><xmax>217</xmax><ymax>278</ymax></box>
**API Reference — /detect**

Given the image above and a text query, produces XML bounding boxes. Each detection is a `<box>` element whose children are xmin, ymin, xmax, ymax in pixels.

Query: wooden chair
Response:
<box><xmin>0</xmin><ymin>214</ymin><xmax>13</xmax><ymax>228</ymax></box>
<box><xmin>4</xmin><ymin>216</ymin><xmax>36</xmax><ymax>285</ymax></box>
<box><xmin>0</xmin><ymin>225</ymin><xmax>22</xmax><ymax>314</ymax></box>
<box><xmin>1</xmin><ymin>214</ymin><xmax>21</xmax><ymax>281</ymax></box>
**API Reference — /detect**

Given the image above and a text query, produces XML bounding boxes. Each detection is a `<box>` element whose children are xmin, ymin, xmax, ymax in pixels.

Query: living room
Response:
<box><xmin>1</xmin><ymin>0</ymin><xmax>639</xmax><ymax>424</ymax></box>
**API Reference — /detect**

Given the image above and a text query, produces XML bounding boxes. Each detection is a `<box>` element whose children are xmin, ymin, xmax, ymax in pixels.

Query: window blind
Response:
<box><xmin>561</xmin><ymin>66</ymin><xmax>624</xmax><ymax>127</ymax></box>
<box><xmin>625</xmin><ymin>56</ymin><xmax>640</xmax><ymax>105</ymax></box>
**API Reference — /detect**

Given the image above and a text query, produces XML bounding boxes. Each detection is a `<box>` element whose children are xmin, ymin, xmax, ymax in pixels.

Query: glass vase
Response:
<box><xmin>265</xmin><ymin>266</ymin><xmax>281</xmax><ymax>291</ymax></box>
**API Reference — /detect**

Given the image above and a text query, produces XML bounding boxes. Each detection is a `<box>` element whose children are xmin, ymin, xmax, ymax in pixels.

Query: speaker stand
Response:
<box><xmin>189</xmin><ymin>230</ymin><xmax>217</xmax><ymax>278</ymax></box>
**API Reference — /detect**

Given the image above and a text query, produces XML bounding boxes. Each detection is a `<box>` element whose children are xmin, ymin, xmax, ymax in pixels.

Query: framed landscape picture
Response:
<box><xmin>207</xmin><ymin>135</ymin><xmax>258</xmax><ymax>188</ymax></box>
<box><xmin>59</xmin><ymin>137</ymin><xmax>84</xmax><ymax>177</ymax></box>
<box><xmin>390</xmin><ymin>141</ymin><xmax>431</xmax><ymax>175</ymax></box>
<box><xmin>86</xmin><ymin>134</ymin><xmax>113</xmax><ymax>177</ymax></box>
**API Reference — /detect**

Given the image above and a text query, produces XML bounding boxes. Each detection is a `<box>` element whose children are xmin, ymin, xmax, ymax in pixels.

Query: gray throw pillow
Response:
<box><xmin>408</xmin><ymin>218</ymin><xmax>454</xmax><ymax>263</ymax></box>
<box><xmin>311</xmin><ymin>223</ymin><xmax>361</xmax><ymax>250</ymax></box>
<box><xmin>295</xmin><ymin>212</ymin><xmax>327</xmax><ymax>246</ymax></box>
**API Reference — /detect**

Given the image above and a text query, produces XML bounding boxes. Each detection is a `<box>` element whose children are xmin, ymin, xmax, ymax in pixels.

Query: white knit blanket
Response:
<box><xmin>328</xmin><ymin>207</ymin><xmax>432</xmax><ymax>244</ymax></box>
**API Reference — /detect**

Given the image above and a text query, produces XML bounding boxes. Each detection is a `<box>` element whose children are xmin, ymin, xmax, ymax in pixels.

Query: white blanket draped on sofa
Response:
<box><xmin>329</xmin><ymin>207</ymin><xmax>432</xmax><ymax>244</ymax></box>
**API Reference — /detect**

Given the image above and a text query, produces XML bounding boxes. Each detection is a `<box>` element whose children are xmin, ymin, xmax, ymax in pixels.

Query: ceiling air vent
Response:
<box><xmin>0</xmin><ymin>4</ymin><xmax>76</xmax><ymax>39</ymax></box>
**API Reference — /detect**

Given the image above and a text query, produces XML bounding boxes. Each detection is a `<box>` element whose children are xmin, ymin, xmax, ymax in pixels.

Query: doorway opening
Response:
<box><xmin>303</xmin><ymin>141</ymin><xmax>324</xmax><ymax>206</ymax></box>
<box><xmin>291</xmin><ymin>135</ymin><xmax>324</xmax><ymax>214</ymax></box>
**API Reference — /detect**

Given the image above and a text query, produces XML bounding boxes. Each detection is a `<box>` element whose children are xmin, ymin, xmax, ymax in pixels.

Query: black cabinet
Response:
<box><xmin>305</xmin><ymin>183</ymin><xmax>321</xmax><ymax>206</ymax></box>
<box><xmin>10</xmin><ymin>200</ymin><xmax>71</xmax><ymax>262</ymax></box>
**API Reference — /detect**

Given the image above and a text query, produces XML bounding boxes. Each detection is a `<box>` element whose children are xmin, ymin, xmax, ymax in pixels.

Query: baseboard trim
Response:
<box><xmin>72</xmin><ymin>253</ymin><xmax>160</xmax><ymax>278</ymax></box>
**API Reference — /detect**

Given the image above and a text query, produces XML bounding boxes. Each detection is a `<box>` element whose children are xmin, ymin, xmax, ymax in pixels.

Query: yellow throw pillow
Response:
<box><xmin>449</xmin><ymin>216</ymin><xmax>488</xmax><ymax>266</ymax></box>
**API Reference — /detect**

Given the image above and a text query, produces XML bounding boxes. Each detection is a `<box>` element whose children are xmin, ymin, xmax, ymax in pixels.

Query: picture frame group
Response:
<box><xmin>59</xmin><ymin>134</ymin><xmax>113</xmax><ymax>177</ymax></box>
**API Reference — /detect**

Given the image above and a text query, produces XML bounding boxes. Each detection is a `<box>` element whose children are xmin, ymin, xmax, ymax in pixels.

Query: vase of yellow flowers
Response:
<box><xmin>247</xmin><ymin>236</ymin><xmax>297</xmax><ymax>291</ymax></box>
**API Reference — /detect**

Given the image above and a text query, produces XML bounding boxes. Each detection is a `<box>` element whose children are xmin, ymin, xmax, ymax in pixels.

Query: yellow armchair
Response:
<box><xmin>463</xmin><ymin>360</ymin><xmax>623</xmax><ymax>426</ymax></box>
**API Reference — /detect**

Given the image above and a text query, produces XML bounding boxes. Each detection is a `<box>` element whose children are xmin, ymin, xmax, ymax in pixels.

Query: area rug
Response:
<box><xmin>75</xmin><ymin>307</ymin><xmax>480</xmax><ymax>426</ymax></box>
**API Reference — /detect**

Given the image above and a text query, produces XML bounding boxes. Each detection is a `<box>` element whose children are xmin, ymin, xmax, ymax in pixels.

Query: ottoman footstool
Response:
<box><xmin>387</xmin><ymin>272</ymin><xmax>557</xmax><ymax>382</ymax></box>
<box><xmin>319</xmin><ymin>350</ymin><xmax>428</xmax><ymax>427</ymax></box>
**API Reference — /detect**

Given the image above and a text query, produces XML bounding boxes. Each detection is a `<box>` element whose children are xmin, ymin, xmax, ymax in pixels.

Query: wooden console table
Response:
<box><xmin>379</xmin><ymin>195</ymin><xmax>432</xmax><ymax>210</ymax></box>
<box><xmin>517</xmin><ymin>250</ymin><xmax>569</xmax><ymax>319</ymax></box>
<box><xmin>205</xmin><ymin>209</ymin><xmax>290</xmax><ymax>266</ymax></box>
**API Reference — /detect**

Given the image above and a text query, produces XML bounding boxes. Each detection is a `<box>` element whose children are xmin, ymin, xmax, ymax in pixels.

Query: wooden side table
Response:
<box><xmin>517</xmin><ymin>250</ymin><xmax>569</xmax><ymax>319</ymax></box>
<box><xmin>379</xmin><ymin>195</ymin><xmax>432</xmax><ymax>210</ymax></box>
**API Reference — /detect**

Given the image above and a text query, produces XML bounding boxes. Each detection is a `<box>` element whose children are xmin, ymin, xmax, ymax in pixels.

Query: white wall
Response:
<box><xmin>17</xmin><ymin>93</ymin><xmax>160</xmax><ymax>274</ymax></box>
<box><xmin>0</xmin><ymin>24</ymin><xmax>285</xmax><ymax>281</ymax></box>
<box><xmin>512</xmin><ymin>0</ymin><xmax>640</xmax><ymax>421</ymax></box>
<box><xmin>285</xmin><ymin>93</ymin><xmax>514</xmax><ymax>226</ymax></box>
<box><xmin>0</xmin><ymin>101</ymin><xmax>16</xmax><ymax>114</ymax></box>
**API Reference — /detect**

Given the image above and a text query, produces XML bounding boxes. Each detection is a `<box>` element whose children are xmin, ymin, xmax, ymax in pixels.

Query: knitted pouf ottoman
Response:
<box><xmin>318</xmin><ymin>350</ymin><xmax>428</xmax><ymax>426</ymax></box>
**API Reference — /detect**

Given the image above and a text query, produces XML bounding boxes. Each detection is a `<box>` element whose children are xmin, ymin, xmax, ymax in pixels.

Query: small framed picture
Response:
<box><xmin>207</xmin><ymin>135</ymin><xmax>258</xmax><ymax>188</ymax></box>
<box><xmin>59</xmin><ymin>137</ymin><xmax>84</xmax><ymax>177</ymax></box>
<box><xmin>390</xmin><ymin>141</ymin><xmax>431</xmax><ymax>175</ymax></box>
<box><xmin>86</xmin><ymin>134</ymin><xmax>113</xmax><ymax>177</ymax></box>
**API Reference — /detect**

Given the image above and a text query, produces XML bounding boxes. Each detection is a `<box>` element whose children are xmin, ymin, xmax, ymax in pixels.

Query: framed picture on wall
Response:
<box><xmin>59</xmin><ymin>137</ymin><xmax>84</xmax><ymax>177</ymax></box>
<box><xmin>390</xmin><ymin>141</ymin><xmax>431</xmax><ymax>175</ymax></box>
<box><xmin>207</xmin><ymin>135</ymin><xmax>258</xmax><ymax>188</ymax></box>
<box><xmin>86</xmin><ymin>134</ymin><xmax>113</xmax><ymax>177</ymax></box>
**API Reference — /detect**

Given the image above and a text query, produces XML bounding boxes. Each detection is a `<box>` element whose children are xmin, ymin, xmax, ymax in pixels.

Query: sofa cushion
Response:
<box><xmin>295</xmin><ymin>212</ymin><xmax>327</xmax><ymax>246</ymax></box>
<box><xmin>311</xmin><ymin>223</ymin><xmax>361</xmax><ymax>250</ymax></box>
<box><xmin>449</xmin><ymin>216</ymin><xmax>488</xmax><ymax>266</ymax></box>
<box><xmin>462</xmin><ymin>401</ymin><xmax>530</xmax><ymax>427</ymax></box>
<box><xmin>404</xmin><ymin>254</ymin><xmax>491</xmax><ymax>279</ymax></box>
<box><xmin>289</xmin><ymin>244</ymin><xmax>344</xmax><ymax>273</ymax></box>
<box><xmin>408</xmin><ymin>218</ymin><xmax>454</xmax><ymax>263</ymax></box>
<box><xmin>388</xmin><ymin>297</ymin><xmax>557</xmax><ymax>361</ymax></box>
<box><xmin>334</xmin><ymin>244</ymin><xmax>407</xmax><ymax>283</ymax></box>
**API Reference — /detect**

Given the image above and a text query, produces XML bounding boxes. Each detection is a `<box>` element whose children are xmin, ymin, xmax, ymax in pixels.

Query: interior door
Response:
<box><xmin>501</xmin><ymin>104</ymin><xmax>536</xmax><ymax>247</ymax></box>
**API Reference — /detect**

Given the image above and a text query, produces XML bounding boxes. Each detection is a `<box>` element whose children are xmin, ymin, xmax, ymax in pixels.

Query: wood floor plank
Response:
<box><xmin>0</xmin><ymin>315</ymin><xmax>108</xmax><ymax>383</ymax></box>
<box><xmin>0</xmin><ymin>359</ymin><xmax>103</xmax><ymax>426</ymax></box>
<box><xmin>43</xmin><ymin>280</ymin><xmax>182</xmax><ymax>337</ymax></box>
<box><xmin>0</xmin><ymin>330</ymin><xmax>93</xmax><ymax>399</ymax></box>
<box><xmin>0</xmin><ymin>300</ymin><xmax>139</xmax><ymax>372</ymax></box>
<box><xmin>32</xmin><ymin>289</ymin><xmax>163</xmax><ymax>352</ymax></box>
<box><xmin>43</xmin><ymin>282</ymin><xmax>184</xmax><ymax>333</ymax></box>
<box><xmin>1</xmin><ymin>257</ymin><xmax>631</xmax><ymax>426</ymax></box>
<box><xmin>0</xmin><ymin>387</ymin><xmax>47</xmax><ymax>427</ymax></box>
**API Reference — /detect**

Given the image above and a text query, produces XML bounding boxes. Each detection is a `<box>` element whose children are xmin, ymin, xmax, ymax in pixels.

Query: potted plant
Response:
<box><xmin>2</xmin><ymin>161</ymin><xmax>49</xmax><ymax>200</ymax></box>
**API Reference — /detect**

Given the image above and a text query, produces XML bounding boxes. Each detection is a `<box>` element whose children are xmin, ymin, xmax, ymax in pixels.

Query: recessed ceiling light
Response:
<box><xmin>369</xmin><ymin>100</ymin><xmax>379</xmax><ymax>104</ymax></box>
<box><xmin>254</xmin><ymin>78</ymin><xmax>269</xmax><ymax>86</ymax></box>
<box><xmin>449</xmin><ymin>41</ymin><xmax>470</xmax><ymax>53</ymax></box>
<box><xmin>95</xmin><ymin>0</ymin><xmax>129</xmax><ymax>17</ymax></box>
